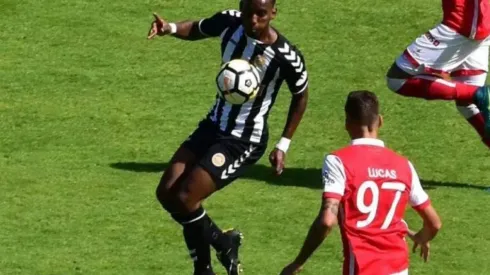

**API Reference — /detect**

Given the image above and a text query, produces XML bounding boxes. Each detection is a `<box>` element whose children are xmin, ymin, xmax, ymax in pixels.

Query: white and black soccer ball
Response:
<box><xmin>216</xmin><ymin>59</ymin><xmax>260</xmax><ymax>105</ymax></box>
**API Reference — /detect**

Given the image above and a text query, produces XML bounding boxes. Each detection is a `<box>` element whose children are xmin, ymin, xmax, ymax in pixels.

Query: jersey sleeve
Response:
<box><xmin>278</xmin><ymin>43</ymin><xmax>309</xmax><ymax>95</ymax></box>
<box><xmin>322</xmin><ymin>154</ymin><xmax>346</xmax><ymax>200</ymax></box>
<box><xmin>198</xmin><ymin>10</ymin><xmax>241</xmax><ymax>38</ymax></box>
<box><xmin>408</xmin><ymin>161</ymin><xmax>431</xmax><ymax>211</ymax></box>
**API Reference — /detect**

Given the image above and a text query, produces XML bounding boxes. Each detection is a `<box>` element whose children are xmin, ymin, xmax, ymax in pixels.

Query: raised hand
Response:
<box><xmin>147</xmin><ymin>13</ymin><xmax>171</xmax><ymax>39</ymax></box>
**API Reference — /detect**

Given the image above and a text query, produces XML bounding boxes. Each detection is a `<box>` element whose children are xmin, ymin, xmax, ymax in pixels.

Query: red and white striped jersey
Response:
<box><xmin>442</xmin><ymin>0</ymin><xmax>490</xmax><ymax>40</ymax></box>
<box><xmin>323</xmin><ymin>138</ymin><xmax>431</xmax><ymax>275</ymax></box>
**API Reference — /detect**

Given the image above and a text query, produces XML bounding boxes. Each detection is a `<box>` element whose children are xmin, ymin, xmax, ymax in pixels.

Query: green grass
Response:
<box><xmin>1</xmin><ymin>0</ymin><xmax>490</xmax><ymax>274</ymax></box>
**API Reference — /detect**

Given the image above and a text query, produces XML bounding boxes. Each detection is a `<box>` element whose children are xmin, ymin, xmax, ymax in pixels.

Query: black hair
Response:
<box><xmin>344</xmin><ymin>90</ymin><xmax>380</xmax><ymax>127</ymax></box>
<box><xmin>240</xmin><ymin>0</ymin><xmax>276</xmax><ymax>8</ymax></box>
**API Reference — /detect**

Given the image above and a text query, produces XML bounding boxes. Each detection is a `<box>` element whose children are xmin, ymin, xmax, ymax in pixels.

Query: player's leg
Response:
<box><xmin>155</xmin><ymin>120</ymin><xmax>218</xmax><ymax>275</ymax></box>
<box><xmin>453</xmin><ymin>74</ymin><xmax>489</xmax><ymax>147</ymax></box>
<box><xmin>155</xmin><ymin>146</ymin><xmax>197</xmax><ymax>212</ymax></box>
<box><xmin>173</xmin><ymin>139</ymin><xmax>266</xmax><ymax>275</ymax></box>
<box><xmin>386</xmin><ymin>24</ymin><xmax>490</xmax><ymax>135</ymax></box>
<box><xmin>157</xmin><ymin>149</ymin><xmax>216</xmax><ymax>275</ymax></box>
<box><xmin>156</xmin><ymin>120</ymin><xmax>219</xmax><ymax>209</ymax></box>
<box><xmin>386</xmin><ymin>24</ymin><xmax>480</xmax><ymax>101</ymax></box>
<box><xmin>451</xmin><ymin>44</ymin><xmax>489</xmax><ymax>147</ymax></box>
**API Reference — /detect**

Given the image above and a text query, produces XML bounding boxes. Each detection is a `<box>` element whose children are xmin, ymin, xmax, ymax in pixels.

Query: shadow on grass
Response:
<box><xmin>110</xmin><ymin>162</ymin><xmax>488</xmax><ymax>191</ymax></box>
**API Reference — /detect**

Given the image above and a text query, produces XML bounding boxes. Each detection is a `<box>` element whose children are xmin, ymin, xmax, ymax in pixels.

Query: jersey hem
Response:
<box><xmin>323</xmin><ymin>192</ymin><xmax>343</xmax><ymax>200</ymax></box>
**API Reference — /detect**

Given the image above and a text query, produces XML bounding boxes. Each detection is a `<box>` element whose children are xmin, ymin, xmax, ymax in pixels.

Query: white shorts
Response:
<box><xmin>391</xmin><ymin>269</ymin><xmax>408</xmax><ymax>275</ymax></box>
<box><xmin>396</xmin><ymin>24</ymin><xmax>489</xmax><ymax>77</ymax></box>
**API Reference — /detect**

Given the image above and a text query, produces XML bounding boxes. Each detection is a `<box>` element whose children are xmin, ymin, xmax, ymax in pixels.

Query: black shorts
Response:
<box><xmin>181</xmin><ymin>119</ymin><xmax>267</xmax><ymax>189</ymax></box>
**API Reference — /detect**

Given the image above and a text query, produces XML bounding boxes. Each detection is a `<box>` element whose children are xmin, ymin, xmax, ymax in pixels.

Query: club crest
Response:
<box><xmin>211</xmin><ymin>153</ymin><xmax>226</xmax><ymax>167</ymax></box>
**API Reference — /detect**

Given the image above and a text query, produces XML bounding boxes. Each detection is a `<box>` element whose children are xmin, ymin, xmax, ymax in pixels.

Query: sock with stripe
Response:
<box><xmin>173</xmin><ymin>207</ymin><xmax>232</xmax><ymax>270</ymax></box>
<box><xmin>172</xmin><ymin>207</ymin><xmax>213</xmax><ymax>274</ymax></box>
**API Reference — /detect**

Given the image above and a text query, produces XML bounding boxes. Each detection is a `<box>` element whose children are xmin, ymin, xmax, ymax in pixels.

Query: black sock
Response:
<box><xmin>173</xmin><ymin>208</ymin><xmax>232</xmax><ymax>254</ymax></box>
<box><xmin>172</xmin><ymin>208</ymin><xmax>213</xmax><ymax>273</ymax></box>
<box><xmin>183</xmin><ymin>224</ymin><xmax>213</xmax><ymax>273</ymax></box>
<box><xmin>200</xmin><ymin>214</ymin><xmax>232</xmax><ymax>253</ymax></box>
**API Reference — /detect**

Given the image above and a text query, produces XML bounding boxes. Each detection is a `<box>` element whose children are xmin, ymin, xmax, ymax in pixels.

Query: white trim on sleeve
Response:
<box><xmin>323</xmin><ymin>155</ymin><xmax>346</xmax><ymax>196</ymax></box>
<box><xmin>408</xmin><ymin>161</ymin><xmax>429</xmax><ymax>207</ymax></box>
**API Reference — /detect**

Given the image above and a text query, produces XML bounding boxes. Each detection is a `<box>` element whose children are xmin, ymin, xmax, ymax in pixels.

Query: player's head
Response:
<box><xmin>240</xmin><ymin>0</ymin><xmax>277</xmax><ymax>38</ymax></box>
<box><xmin>344</xmin><ymin>90</ymin><xmax>383</xmax><ymax>139</ymax></box>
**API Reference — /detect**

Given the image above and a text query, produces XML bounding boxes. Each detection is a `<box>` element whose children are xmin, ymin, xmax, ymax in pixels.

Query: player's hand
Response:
<box><xmin>280</xmin><ymin>262</ymin><xmax>303</xmax><ymax>275</ymax></box>
<box><xmin>147</xmin><ymin>13</ymin><xmax>171</xmax><ymax>39</ymax></box>
<box><xmin>406</xmin><ymin>228</ymin><xmax>417</xmax><ymax>243</ymax></box>
<box><xmin>269</xmin><ymin>148</ymin><xmax>285</xmax><ymax>175</ymax></box>
<box><xmin>412</xmin><ymin>237</ymin><xmax>430</xmax><ymax>262</ymax></box>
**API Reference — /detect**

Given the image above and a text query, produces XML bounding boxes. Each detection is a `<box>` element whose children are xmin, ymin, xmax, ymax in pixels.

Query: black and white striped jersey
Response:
<box><xmin>198</xmin><ymin>9</ymin><xmax>309</xmax><ymax>144</ymax></box>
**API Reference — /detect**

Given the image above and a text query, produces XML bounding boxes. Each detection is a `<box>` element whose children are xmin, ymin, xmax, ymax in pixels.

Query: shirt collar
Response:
<box><xmin>350</xmin><ymin>138</ymin><xmax>385</xmax><ymax>147</ymax></box>
<box><xmin>247</xmin><ymin>35</ymin><xmax>264</xmax><ymax>44</ymax></box>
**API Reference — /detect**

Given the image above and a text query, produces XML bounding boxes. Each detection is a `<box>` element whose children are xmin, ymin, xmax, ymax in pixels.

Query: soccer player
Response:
<box><xmin>147</xmin><ymin>0</ymin><xmax>309</xmax><ymax>274</ymax></box>
<box><xmin>386</xmin><ymin>0</ymin><xmax>490</xmax><ymax>147</ymax></box>
<box><xmin>280</xmin><ymin>91</ymin><xmax>442</xmax><ymax>275</ymax></box>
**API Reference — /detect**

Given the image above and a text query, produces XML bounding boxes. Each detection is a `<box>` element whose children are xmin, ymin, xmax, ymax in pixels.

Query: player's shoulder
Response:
<box><xmin>381</xmin><ymin>146</ymin><xmax>410</xmax><ymax>163</ymax></box>
<box><xmin>199</xmin><ymin>9</ymin><xmax>242</xmax><ymax>38</ymax></box>
<box><xmin>330</xmin><ymin>145</ymin><xmax>356</xmax><ymax>157</ymax></box>
<box><xmin>272</xmin><ymin>32</ymin><xmax>305</xmax><ymax>61</ymax></box>
<box><xmin>214</xmin><ymin>9</ymin><xmax>242</xmax><ymax>24</ymax></box>
<box><xmin>271</xmin><ymin>32</ymin><xmax>307</xmax><ymax>80</ymax></box>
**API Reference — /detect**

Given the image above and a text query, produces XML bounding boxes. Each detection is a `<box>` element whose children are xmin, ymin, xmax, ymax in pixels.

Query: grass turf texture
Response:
<box><xmin>1</xmin><ymin>0</ymin><xmax>490</xmax><ymax>274</ymax></box>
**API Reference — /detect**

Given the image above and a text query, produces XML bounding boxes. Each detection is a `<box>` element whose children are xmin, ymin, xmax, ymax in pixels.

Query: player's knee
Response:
<box><xmin>178</xmin><ymin>192</ymin><xmax>195</xmax><ymax>212</ymax></box>
<box><xmin>385</xmin><ymin>62</ymin><xmax>412</xmax><ymax>92</ymax></box>
<box><xmin>176</xmin><ymin>189</ymin><xmax>200</xmax><ymax>213</ymax></box>
<box><xmin>155</xmin><ymin>181</ymin><xmax>168</xmax><ymax>202</ymax></box>
<box><xmin>155</xmin><ymin>183</ymin><xmax>177</xmax><ymax>212</ymax></box>
<box><xmin>386</xmin><ymin>77</ymin><xmax>406</xmax><ymax>92</ymax></box>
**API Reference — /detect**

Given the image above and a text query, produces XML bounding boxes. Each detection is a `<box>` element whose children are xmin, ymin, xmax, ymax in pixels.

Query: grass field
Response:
<box><xmin>2</xmin><ymin>0</ymin><xmax>490</xmax><ymax>274</ymax></box>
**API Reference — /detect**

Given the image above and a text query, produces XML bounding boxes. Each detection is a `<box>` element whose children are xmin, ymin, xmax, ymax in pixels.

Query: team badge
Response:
<box><xmin>211</xmin><ymin>153</ymin><xmax>226</xmax><ymax>167</ymax></box>
<box><xmin>253</xmin><ymin>54</ymin><xmax>266</xmax><ymax>67</ymax></box>
<box><xmin>323</xmin><ymin>170</ymin><xmax>335</xmax><ymax>186</ymax></box>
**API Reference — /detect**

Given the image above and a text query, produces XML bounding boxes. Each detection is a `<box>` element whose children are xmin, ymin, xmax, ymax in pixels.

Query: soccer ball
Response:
<box><xmin>216</xmin><ymin>59</ymin><xmax>260</xmax><ymax>105</ymax></box>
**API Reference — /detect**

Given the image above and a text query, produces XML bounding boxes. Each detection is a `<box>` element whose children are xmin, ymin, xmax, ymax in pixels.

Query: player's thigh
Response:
<box><xmin>157</xmin><ymin>119</ymin><xmax>219</xmax><ymax>196</ymax></box>
<box><xmin>395</xmin><ymin>24</ymin><xmax>482</xmax><ymax>75</ymax></box>
<box><xmin>451</xmin><ymin>44</ymin><xmax>489</xmax><ymax>84</ymax></box>
<box><xmin>197</xmin><ymin>138</ymin><xmax>267</xmax><ymax>190</ymax></box>
<box><xmin>174</xmin><ymin>139</ymin><xmax>266</xmax><ymax>211</ymax></box>
<box><xmin>176</xmin><ymin>165</ymin><xmax>218</xmax><ymax>211</ymax></box>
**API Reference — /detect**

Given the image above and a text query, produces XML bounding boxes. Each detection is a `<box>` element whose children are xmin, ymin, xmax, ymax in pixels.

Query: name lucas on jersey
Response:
<box><xmin>368</xmin><ymin>168</ymin><xmax>397</xmax><ymax>179</ymax></box>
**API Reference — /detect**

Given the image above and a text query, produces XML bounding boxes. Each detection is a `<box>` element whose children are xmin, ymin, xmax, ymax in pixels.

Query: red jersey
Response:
<box><xmin>442</xmin><ymin>0</ymin><xmax>490</xmax><ymax>40</ymax></box>
<box><xmin>323</xmin><ymin>138</ymin><xmax>430</xmax><ymax>275</ymax></box>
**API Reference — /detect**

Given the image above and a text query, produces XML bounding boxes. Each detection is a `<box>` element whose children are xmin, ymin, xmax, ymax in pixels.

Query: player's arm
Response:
<box><xmin>280</xmin><ymin>155</ymin><xmax>345</xmax><ymax>274</ymax></box>
<box><xmin>289</xmin><ymin>197</ymin><xmax>339</xmax><ymax>268</ymax></box>
<box><xmin>280</xmin><ymin>49</ymin><xmax>309</xmax><ymax>141</ymax></box>
<box><xmin>269</xmin><ymin>49</ymin><xmax>309</xmax><ymax>175</ymax></box>
<box><xmin>147</xmin><ymin>10</ymin><xmax>240</xmax><ymax>41</ymax></box>
<box><xmin>282</xmin><ymin>88</ymin><xmax>308</xmax><ymax>141</ymax></box>
<box><xmin>412</xmin><ymin>205</ymin><xmax>442</xmax><ymax>242</ymax></box>
<box><xmin>407</xmin><ymin>161</ymin><xmax>442</xmax><ymax>262</ymax></box>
